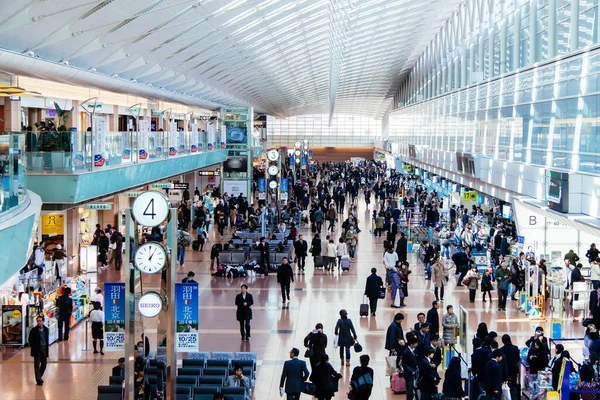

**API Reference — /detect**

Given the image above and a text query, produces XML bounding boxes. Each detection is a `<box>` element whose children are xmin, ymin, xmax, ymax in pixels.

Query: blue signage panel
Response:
<box><xmin>175</xmin><ymin>283</ymin><xmax>199</xmax><ymax>351</ymax></box>
<box><xmin>104</xmin><ymin>283</ymin><xmax>126</xmax><ymax>352</ymax></box>
<box><xmin>258</xmin><ymin>178</ymin><xmax>266</xmax><ymax>191</ymax></box>
<box><xmin>280</xmin><ymin>178</ymin><xmax>289</xmax><ymax>192</ymax></box>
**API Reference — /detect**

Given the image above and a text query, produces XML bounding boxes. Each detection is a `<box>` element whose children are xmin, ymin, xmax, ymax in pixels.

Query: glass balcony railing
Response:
<box><xmin>0</xmin><ymin>133</ymin><xmax>27</xmax><ymax>215</ymax></box>
<box><xmin>267</xmin><ymin>135</ymin><xmax>377</xmax><ymax>147</ymax></box>
<box><xmin>18</xmin><ymin>130</ymin><xmax>221</xmax><ymax>173</ymax></box>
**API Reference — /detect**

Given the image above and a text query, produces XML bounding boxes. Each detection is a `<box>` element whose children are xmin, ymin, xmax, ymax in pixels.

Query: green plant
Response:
<box><xmin>54</xmin><ymin>102</ymin><xmax>73</xmax><ymax>132</ymax></box>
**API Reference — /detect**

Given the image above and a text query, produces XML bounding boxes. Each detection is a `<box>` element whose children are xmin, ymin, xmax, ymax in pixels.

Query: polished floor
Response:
<box><xmin>0</xmin><ymin>197</ymin><xmax>587</xmax><ymax>399</ymax></box>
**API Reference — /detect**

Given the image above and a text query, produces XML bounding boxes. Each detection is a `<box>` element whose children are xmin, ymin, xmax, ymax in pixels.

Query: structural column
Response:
<box><xmin>4</xmin><ymin>99</ymin><xmax>21</xmax><ymax>131</ymax></box>
<box><xmin>529</xmin><ymin>0</ymin><xmax>537</xmax><ymax>63</ymax></box>
<box><xmin>569</xmin><ymin>0</ymin><xmax>579</xmax><ymax>52</ymax></box>
<box><xmin>548</xmin><ymin>0</ymin><xmax>556</xmax><ymax>58</ymax></box>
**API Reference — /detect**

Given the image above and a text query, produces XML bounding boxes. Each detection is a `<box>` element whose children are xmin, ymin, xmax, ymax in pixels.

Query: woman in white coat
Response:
<box><xmin>326</xmin><ymin>239</ymin><xmax>337</xmax><ymax>270</ymax></box>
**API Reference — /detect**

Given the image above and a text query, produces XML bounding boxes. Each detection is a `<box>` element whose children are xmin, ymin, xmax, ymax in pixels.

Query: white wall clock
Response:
<box><xmin>268</xmin><ymin>165</ymin><xmax>279</xmax><ymax>176</ymax></box>
<box><xmin>135</xmin><ymin>242</ymin><xmax>167</xmax><ymax>274</ymax></box>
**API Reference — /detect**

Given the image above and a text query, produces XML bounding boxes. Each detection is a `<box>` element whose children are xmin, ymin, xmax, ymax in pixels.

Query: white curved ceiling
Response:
<box><xmin>0</xmin><ymin>0</ymin><xmax>461</xmax><ymax>117</ymax></box>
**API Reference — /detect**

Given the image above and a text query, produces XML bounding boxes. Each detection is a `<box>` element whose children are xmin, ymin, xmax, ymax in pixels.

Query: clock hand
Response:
<box><xmin>148</xmin><ymin>249</ymin><xmax>156</xmax><ymax>261</ymax></box>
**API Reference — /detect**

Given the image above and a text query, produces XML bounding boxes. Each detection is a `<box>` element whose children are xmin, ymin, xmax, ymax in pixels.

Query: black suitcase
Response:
<box><xmin>314</xmin><ymin>256</ymin><xmax>324</xmax><ymax>268</ymax></box>
<box><xmin>311</xmin><ymin>224</ymin><xmax>317</xmax><ymax>233</ymax></box>
<box><xmin>359</xmin><ymin>302</ymin><xmax>369</xmax><ymax>317</ymax></box>
<box><xmin>192</xmin><ymin>240</ymin><xmax>200</xmax><ymax>251</ymax></box>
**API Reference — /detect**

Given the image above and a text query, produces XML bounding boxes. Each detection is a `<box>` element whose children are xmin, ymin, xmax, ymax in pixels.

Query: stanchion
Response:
<box><xmin>83</xmin><ymin>320</ymin><xmax>90</xmax><ymax>351</ymax></box>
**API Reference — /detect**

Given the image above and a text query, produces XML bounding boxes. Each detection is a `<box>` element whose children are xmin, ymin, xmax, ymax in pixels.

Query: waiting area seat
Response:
<box><xmin>97</xmin><ymin>385</ymin><xmax>122</xmax><ymax>400</ymax></box>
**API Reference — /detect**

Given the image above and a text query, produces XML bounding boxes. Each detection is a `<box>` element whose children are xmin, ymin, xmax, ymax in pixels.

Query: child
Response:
<box><xmin>430</xmin><ymin>335</ymin><xmax>443</xmax><ymax>369</ymax></box>
<box><xmin>482</xmin><ymin>267</ymin><xmax>494</xmax><ymax>302</ymax></box>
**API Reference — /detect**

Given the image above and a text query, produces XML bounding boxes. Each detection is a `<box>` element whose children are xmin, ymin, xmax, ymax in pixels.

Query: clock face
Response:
<box><xmin>269</xmin><ymin>180</ymin><xmax>278</xmax><ymax>189</ymax></box>
<box><xmin>267</xmin><ymin>150</ymin><xmax>279</xmax><ymax>161</ymax></box>
<box><xmin>132</xmin><ymin>191</ymin><xmax>170</xmax><ymax>227</ymax></box>
<box><xmin>268</xmin><ymin>165</ymin><xmax>279</xmax><ymax>176</ymax></box>
<box><xmin>135</xmin><ymin>242</ymin><xmax>167</xmax><ymax>274</ymax></box>
<box><xmin>294</xmin><ymin>142</ymin><xmax>301</xmax><ymax>148</ymax></box>
<box><xmin>294</xmin><ymin>150</ymin><xmax>301</xmax><ymax>156</ymax></box>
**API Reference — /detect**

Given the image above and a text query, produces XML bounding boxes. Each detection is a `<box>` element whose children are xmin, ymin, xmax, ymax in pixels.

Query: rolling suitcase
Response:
<box><xmin>340</xmin><ymin>255</ymin><xmax>351</xmax><ymax>271</ymax></box>
<box><xmin>314</xmin><ymin>256</ymin><xmax>324</xmax><ymax>268</ymax></box>
<box><xmin>359</xmin><ymin>296</ymin><xmax>369</xmax><ymax>317</ymax></box>
<box><xmin>192</xmin><ymin>240</ymin><xmax>200</xmax><ymax>251</ymax></box>
<box><xmin>391</xmin><ymin>371</ymin><xmax>406</xmax><ymax>394</ymax></box>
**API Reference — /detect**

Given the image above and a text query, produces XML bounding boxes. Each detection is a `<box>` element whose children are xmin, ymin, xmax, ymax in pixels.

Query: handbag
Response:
<box><xmin>302</xmin><ymin>382</ymin><xmax>317</xmax><ymax>395</ymax></box>
<box><xmin>501</xmin><ymin>382</ymin><xmax>511</xmax><ymax>400</ymax></box>
<box><xmin>353</xmin><ymin>342</ymin><xmax>363</xmax><ymax>353</ymax></box>
<box><xmin>333</xmin><ymin>335</ymin><xmax>339</xmax><ymax>348</ymax></box>
<box><xmin>393</xmin><ymin>289</ymin><xmax>401</xmax><ymax>307</ymax></box>
<box><xmin>379</xmin><ymin>288</ymin><xmax>386</xmax><ymax>299</ymax></box>
<box><xmin>385</xmin><ymin>355</ymin><xmax>397</xmax><ymax>376</ymax></box>
<box><xmin>304</xmin><ymin>348</ymin><xmax>313</xmax><ymax>358</ymax></box>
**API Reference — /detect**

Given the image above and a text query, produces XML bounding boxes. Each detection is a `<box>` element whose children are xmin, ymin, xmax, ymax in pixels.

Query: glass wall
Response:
<box><xmin>0</xmin><ymin>133</ymin><xmax>27</xmax><ymax>215</ymax></box>
<box><xmin>267</xmin><ymin>114</ymin><xmax>382</xmax><ymax>137</ymax></box>
<box><xmin>389</xmin><ymin>47</ymin><xmax>600</xmax><ymax>173</ymax></box>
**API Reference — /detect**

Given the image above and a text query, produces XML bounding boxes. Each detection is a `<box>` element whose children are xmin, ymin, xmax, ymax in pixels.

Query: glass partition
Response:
<box><xmin>23</xmin><ymin>130</ymin><xmax>211</xmax><ymax>173</ymax></box>
<box><xmin>0</xmin><ymin>133</ymin><xmax>27</xmax><ymax>215</ymax></box>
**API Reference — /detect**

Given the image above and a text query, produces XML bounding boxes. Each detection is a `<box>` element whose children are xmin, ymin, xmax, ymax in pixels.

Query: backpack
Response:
<box><xmin>177</xmin><ymin>231</ymin><xmax>192</xmax><ymax>247</ymax></box>
<box><xmin>353</xmin><ymin>372</ymin><xmax>373</xmax><ymax>392</ymax></box>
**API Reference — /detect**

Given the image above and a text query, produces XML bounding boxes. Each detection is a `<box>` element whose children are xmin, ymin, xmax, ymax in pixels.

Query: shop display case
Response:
<box><xmin>69</xmin><ymin>278</ymin><xmax>90</xmax><ymax>328</ymax></box>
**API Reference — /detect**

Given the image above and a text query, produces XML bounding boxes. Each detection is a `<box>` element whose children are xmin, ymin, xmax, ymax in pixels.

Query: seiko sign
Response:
<box><xmin>138</xmin><ymin>292</ymin><xmax>163</xmax><ymax>318</ymax></box>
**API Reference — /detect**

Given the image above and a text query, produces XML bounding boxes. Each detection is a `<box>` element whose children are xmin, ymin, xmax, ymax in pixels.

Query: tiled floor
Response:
<box><xmin>0</xmin><ymin>197</ymin><xmax>585</xmax><ymax>399</ymax></box>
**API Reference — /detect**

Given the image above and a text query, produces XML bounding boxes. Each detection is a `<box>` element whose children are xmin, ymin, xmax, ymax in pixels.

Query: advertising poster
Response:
<box><xmin>70</xmin><ymin>130</ymin><xmax>85</xmax><ymax>168</ymax></box>
<box><xmin>168</xmin><ymin>121</ymin><xmax>178</xmax><ymax>156</ymax></box>
<box><xmin>199</xmin><ymin>130</ymin><xmax>206</xmax><ymax>152</ymax></box>
<box><xmin>220</xmin><ymin>124</ymin><xmax>227</xmax><ymax>149</ymax></box>
<box><xmin>178</xmin><ymin>129</ymin><xmax>186</xmax><ymax>153</ymax></box>
<box><xmin>2</xmin><ymin>305</ymin><xmax>23</xmax><ymax>345</ymax></box>
<box><xmin>223</xmin><ymin>180</ymin><xmax>247</xmax><ymax>198</ymax></box>
<box><xmin>175</xmin><ymin>283</ymin><xmax>199</xmax><ymax>352</ymax></box>
<box><xmin>257</xmin><ymin>178</ymin><xmax>266</xmax><ymax>192</ymax></box>
<box><xmin>153</xmin><ymin>130</ymin><xmax>163</xmax><ymax>156</ymax></box>
<box><xmin>207</xmin><ymin>124</ymin><xmax>215</xmax><ymax>150</ymax></box>
<box><xmin>104</xmin><ymin>283</ymin><xmax>126</xmax><ymax>352</ymax></box>
<box><xmin>41</xmin><ymin>213</ymin><xmax>64</xmax><ymax>249</ymax></box>
<box><xmin>190</xmin><ymin>123</ymin><xmax>198</xmax><ymax>153</ymax></box>
<box><xmin>138</xmin><ymin>120</ymin><xmax>149</xmax><ymax>160</ymax></box>
<box><xmin>92</xmin><ymin>116</ymin><xmax>107</xmax><ymax>167</ymax></box>
<box><xmin>121</xmin><ymin>132</ymin><xmax>131</xmax><ymax>161</ymax></box>
<box><xmin>280</xmin><ymin>178</ymin><xmax>289</xmax><ymax>192</ymax></box>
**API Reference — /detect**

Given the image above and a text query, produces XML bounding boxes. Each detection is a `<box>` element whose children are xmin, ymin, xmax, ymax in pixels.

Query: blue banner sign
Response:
<box><xmin>104</xmin><ymin>283</ymin><xmax>125</xmax><ymax>352</ymax></box>
<box><xmin>175</xmin><ymin>283</ymin><xmax>199</xmax><ymax>351</ymax></box>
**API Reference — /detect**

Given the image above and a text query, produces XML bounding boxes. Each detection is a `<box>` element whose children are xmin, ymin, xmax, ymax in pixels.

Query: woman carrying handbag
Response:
<box><xmin>335</xmin><ymin>309</ymin><xmax>358</xmax><ymax>367</ymax></box>
<box><xmin>312</xmin><ymin>354</ymin><xmax>342</xmax><ymax>400</ymax></box>
<box><xmin>304</xmin><ymin>323</ymin><xmax>328</xmax><ymax>370</ymax></box>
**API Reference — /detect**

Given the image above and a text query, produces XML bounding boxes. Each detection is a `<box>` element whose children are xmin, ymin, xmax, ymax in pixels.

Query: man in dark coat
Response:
<box><xmin>257</xmin><ymin>236</ymin><xmax>270</xmax><ymax>273</ymax></box>
<box><xmin>294</xmin><ymin>235</ymin><xmax>308</xmax><ymax>273</ymax></box>
<box><xmin>396</xmin><ymin>232</ymin><xmax>408</xmax><ymax>262</ymax></box>
<box><xmin>500</xmin><ymin>334</ymin><xmax>521</xmax><ymax>400</ymax></box>
<box><xmin>280</xmin><ymin>348</ymin><xmax>310</xmax><ymax>400</ymax></box>
<box><xmin>57</xmin><ymin>287</ymin><xmax>73</xmax><ymax>341</ymax></box>
<box><xmin>484</xmin><ymin>350</ymin><xmax>504</xmax><ymax>399</ymax></box>
<box><xmin>471</xmin><ymin>338</ymin><xmax>492</xmax><ymax>394</ymax></box>
<box><xmin>402</xmin><ymin>339</ymin><xmax>419</xmax><ymax>400</ymax></box>
<box><xmin>29</xmin><ymin>315</ymin><xmax>49</xmax><ymax>386</ymax></box>
<box><xmin>364</xmin><ymin>268</ymin><xmax>384</xmax><ymax>316</ymax></box>
<box><xmin>385</xmin><ymin>312</ymin><xmax>405</xmax><ymax>356</ymax></box>
<box><xmin>277</xmin><ymin>257</ymin><xmax>294</xmax><ymax>304</ymax></box>
<box><xmin>235</xmin><ymin>284</ymin><xmax>254</xmax><ymax>341</ymax></box>
<box><xmin>426</xmin><ymin>300</ymin><xmax>440</xmax><ymax>336</ymax></box>
<box><xmin>386</xmin><ymin>218</ymin><xmax>398</xmax><ymax>245</ymax></box>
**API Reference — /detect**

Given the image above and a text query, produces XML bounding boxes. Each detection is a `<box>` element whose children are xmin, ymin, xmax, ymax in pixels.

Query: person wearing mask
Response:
<box><xmin>442</xmin><ymin>305</ymin><xmax>459</xmax><ymax>346</ymax></box>
<box><xmin>402</xmin><ymin>338</ymin><xmax>420</xmax><ymax>400</ymax></box>
<box><xmin>417</xmin><ymin>348</ymin><xmax>441</xmax><ymax>400</ymax></box>
<box><xmin>279</xmin><ymin>348</ymin><xmax>310</xmax><ymax>400</ymax></box>
<box><xmin>226</xmin><ymin>366</ymin><xmax>252</xmax><ymax>400</ymax></box>
<box><xmin>364</xmin><ymin>268</ymin><xmax>384</xmax><ymax>316</ymax></box>
<box><xmin>294</xmin><ymin>235</ymin><xmax>308</xmax><ymax>274</ymax></box>
<box><xmin>235</xmin><ymin>284</ymin><xmax>253</xmax><ymax>341</ymax></box>
<box><xmin>311</xmin><ymin>354</ymin><xmax>342</xmax><ymax>400</ymax></box>
<box><xmin>426</xmin><ymin>301</ymin><xmax>440</xmax><ymax>336</ymax></box>
<box><xmin>496</xmin><ymin>262</ymin><xmax>512</xmax><ymax>311</ymax></box>
<box><xmin>28</xmin><ymin>315</ymin><xmax>49</xmax><ymax>386</ymax></box>
<box><xmin>396</xmin><ymin>232</ymin><xmax>408</xmax><ymax>262</ymax></box>
<box><xmin>385</xmin><ymin>313</ymin><xmax>405</xmax><ymax>357</ymax></box>
<box><xmin>112</xmin><ymin>357</ymin><xmax>125</xmax><ymax>377</ymax></box>
<box><xmin>500</xmin><ymin>334</ymin><xmax>521</xmax><ymax>400</ymax></box>
<box><xmin>442</xmin><ymin>357</ymin><xmax>464</xmax><ymax>400</ymax></box>
<box><xmin>463</xmin><ymin>265</ymin><xmax>482</xmax><ymax>303</ymax></box>
<box><xmin>431</xmin><ymin>255</ymin><xmax>448</xmax><ymax>301</ymax></box>
<box><xmin>257</xmin><ymin>237</ymin><xmax>271</xmax><ymax>272</ymax></box>
<box><xmin>335</xmin><ymin>309</ymin><xmax>358</xmax><ymax>367</ymax></box>
<box><xmin>90</xmin><ymin>302</ymin><xmax>105</xmax><ymax>355</ymax></box>
<box><xmin>277</xmin><ymin>257</ymin><xmax>294</xmax><ymax>304</ymax></box>
<box><xmin>349</xmin><ymin>354</ymin><xmax>374</xmax><ymax>400</ymax></box>
<box><xmin>527</xmin><ymin>339</ymin><xmax>550</xmax><ymax>376</ymax></box>
<box><xmin>484</xmin><ymin>350</ymin><xmax>504</xmax><ymax>399</ymax></box>
<box><xmin>56</xmin><ymin>287</ymin><xmax>73</xmax><ymax>341</ymax></box>
<box><xmin>304</xmin><ymin>323</ymin><xmax>328</xmax><ymax>370</ymax></box>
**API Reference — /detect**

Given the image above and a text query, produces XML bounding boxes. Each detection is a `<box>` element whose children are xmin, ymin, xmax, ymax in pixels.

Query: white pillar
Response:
<box><xmin>548</xmin><ymin>0</ymin><xmax>556</xmax><ymax>58</ymax></box>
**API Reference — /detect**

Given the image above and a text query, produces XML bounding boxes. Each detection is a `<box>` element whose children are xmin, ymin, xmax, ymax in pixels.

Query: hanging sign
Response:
<box><xmin>190</xmin><ymin>124</ymin><xmax>199</xmax><ymax>153</ymax></box>
<box><xmin>207</xmin><ymin>124</ymin><xmax>215</xmax><ymax>150</ymax></box>
<box><xmin>462</xmin><ymin>191</ymin><xmax>478</xmax><ymax>201</ymax></box>
<box><xmin>104</xmin><ymin>283</ymin><xmax>126</xmax><ymax>351</ymax></box>
<box><xmin>168</xmin><ymin>122</ymin><xmax>178</xmax><ymax>156</ymax></box>
<box><xmin>220</xmin><ymin>124</ymin><xmax>227</xmax><ymax>149</ymax></box>
<box><xmin>175</xmin><ymin>283</ymin><xmax>199</xmax><ymax>351</ymax></box>
<box><xmin>92</xmin><ymin>116</ymin><xmax>107</xmax><ymax>167</ymax></box>
<box><xmin>138</xmin><ymin>120</ymin><xmax>149</xmax><ymax>160</ymax></box>
<box><xmin>85</xmin><ymin>203</ymin><xmax>112</xmax><ymax>210</ymax></box>
<box><xmin>121</xmin><ymin>132</ymin><xmax>131</xmax><ymax>160</ymax></box>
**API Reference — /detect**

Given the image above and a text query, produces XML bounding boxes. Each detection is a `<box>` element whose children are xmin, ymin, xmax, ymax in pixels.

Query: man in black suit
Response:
<box><xmin>387</xmin><ymin>218</ymin><xmax>398</xmax><ymax>245</ymax></box>
<box><xmin>385</xmin><ymin>312</ymin><xmax>405</xmax><ymax>356</ymax></box>
<box><xmin>418</xmin><ymin>347</ymin><xmax>441</xmax><ymax>400</ymax></box>
<box><xmin>402</xmin><ymin>338</ymin><xmax>420</xmax><ymax>400</ymax></box>
<box><xmin>396</xmin><ymin>232</ymin><xmax>408</xmax><ymax>262</ymax></box>
<box><xmin>28</xmin><ymin>315</ymin><xmax>49</xmax><ymax>386</ymax></box>
<box><xmin>112</xmin><ymin>357</ymin><xmax>125</xmax><ymax>377</ymax></box>
<box><xmin>471</xmin><ymin>338</ymin><xmax>492</xmax><ymax>395</ymax></box>
<box><xmin>257</xmin><ymin>236</ymin><xmax>270</xmax><ymax>274</ymax></box>
<box><xmin>364</xmin><ymin>268</ymin><xmax>384</xmax><ymax>316</ymax></box>
<box><xmin>277</xmin><ymin>257</ymin><xmax>294</xmax><ymax>304</ymax></box>
<box><xmin>500</xmin><ymin>334</ymin><xmax>521</xmax><ymax>400</ymax></box>
<box><xmin>485</xmin><ymin>350</ymin><xmax>504</xmax><ymax>399</ymax></box>
<box><xmin>426</xmin><ymin>300</ymin><xmax>440</xmax><ymax>336</ymax></box>
<box><xmin>279</xmin><ymin>348</ymin><xmax>310</xmax><ymax>400</ymax></box>
<box><xmin>414</xmin><ymin>312</ymin><xmax>426</xmax><ymax>332</ymax></box>
<box><xmin>294</xmin><ymin>235</ymin><xmax>308</xmax><ymax>273</ymax></box>
<box><xmin>235</xmin><ymin>284</ymin><xmax>254</xmax><ymax>341</ymax></box>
